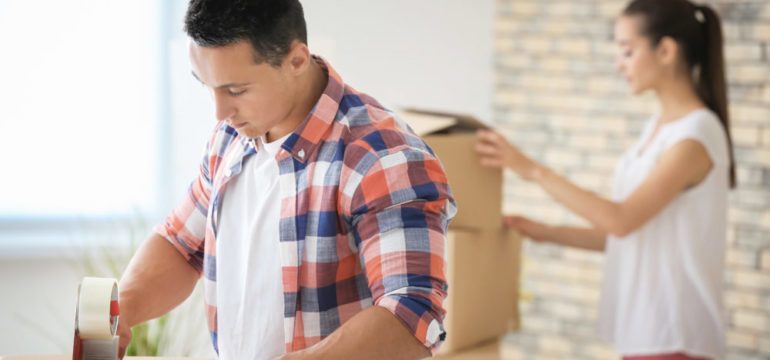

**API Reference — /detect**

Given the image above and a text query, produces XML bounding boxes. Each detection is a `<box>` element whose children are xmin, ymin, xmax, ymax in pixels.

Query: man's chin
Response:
<box><xmin>235</xmin><ymin>127</ymin><xmax>267</xmax><ymax>139</ymax></box>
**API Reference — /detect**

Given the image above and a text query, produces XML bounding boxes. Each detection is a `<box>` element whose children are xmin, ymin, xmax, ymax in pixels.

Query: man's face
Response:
<box><xmin>189</xmin><ymin>40</ymin><xmax>298</xmax><ymax>139</ymax></box>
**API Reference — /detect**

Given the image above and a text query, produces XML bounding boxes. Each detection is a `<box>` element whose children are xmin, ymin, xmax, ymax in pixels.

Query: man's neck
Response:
<box><xmin>266</xmin><ymin>59</ymin><xmax>328</xmax><ymax>143</ymax></box>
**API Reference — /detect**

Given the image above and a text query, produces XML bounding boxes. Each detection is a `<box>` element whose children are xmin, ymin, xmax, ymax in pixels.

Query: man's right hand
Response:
<box><xmin>117</xmin><ymin>319</ymin><xmax>132</xmax><ymax>359</ymax></box>
<box><xmin>117</xmin><ymin>233</ymin><xmax>201</xmax><ymax>359</ymax></box>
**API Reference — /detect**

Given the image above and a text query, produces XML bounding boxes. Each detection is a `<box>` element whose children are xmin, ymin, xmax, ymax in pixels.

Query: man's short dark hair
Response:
<box><xmin>184</xmin><ymin>0</ymin><xmax>307</xmax><ymax>67</ymax></box>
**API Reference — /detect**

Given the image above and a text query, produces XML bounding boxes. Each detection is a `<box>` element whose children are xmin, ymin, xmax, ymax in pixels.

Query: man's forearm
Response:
<box><xmin>281</xmin><ymin>306</ymin><xmax>430</xmax><ymax>360</ymax></box>
<box><xmin>119</xmin><ymin>233</ymin><xmax>200</xmax><ymax>327</ymax></box>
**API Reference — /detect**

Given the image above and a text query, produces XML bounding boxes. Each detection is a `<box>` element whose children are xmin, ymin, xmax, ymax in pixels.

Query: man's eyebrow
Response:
<box><xmin>191</xmin><ymin>71</ymin><xmax>252</xmax><ymax>89</ymax></box>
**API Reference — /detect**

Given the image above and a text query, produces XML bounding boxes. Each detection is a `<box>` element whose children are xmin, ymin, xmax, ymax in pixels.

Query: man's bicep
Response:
<box><xmin>347</xmin><ymin>147</ymin><xmax>453</xmax><ymax>353</ymax></box>
<box><xmin>356</xmin><ymin>207</ymin><xmax>449</xmax><ymax>353</ymax></box>
<box><xmin>153</xmin><ymin>165</ymin><xmax>212</xmax><ymax>273</ymax></box>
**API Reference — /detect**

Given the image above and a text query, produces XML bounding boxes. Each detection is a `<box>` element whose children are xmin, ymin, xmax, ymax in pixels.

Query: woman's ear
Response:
<box><xmin>656</xmin><ymin>36</ymin><xmax>680</xmax><ymax>67</ymax></box>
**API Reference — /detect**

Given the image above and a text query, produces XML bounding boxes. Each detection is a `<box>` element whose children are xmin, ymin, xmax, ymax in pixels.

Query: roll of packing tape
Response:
<box><xmin>76</xmin><ymin>277</ymin><xmax>119</xmax><ymax>340</ymax></box>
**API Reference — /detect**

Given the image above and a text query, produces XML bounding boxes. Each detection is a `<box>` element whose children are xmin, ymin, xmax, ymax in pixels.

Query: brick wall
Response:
<box><xmin>494</xmin><ymin>1</ymin><xmax>770</xmax><ymax>359</ymax></box>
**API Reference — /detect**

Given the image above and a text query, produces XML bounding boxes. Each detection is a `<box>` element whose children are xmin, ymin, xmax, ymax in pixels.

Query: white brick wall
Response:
<box><xmin>495</xmin><ymin>0</ymin><xmax>770</xmax><ymax>359</ymax></box>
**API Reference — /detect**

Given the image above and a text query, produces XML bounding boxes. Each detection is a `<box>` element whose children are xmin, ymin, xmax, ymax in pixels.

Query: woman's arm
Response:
<box><xmin>505</xmin><ymin>216</ymin><xmax>606</xmax><ymax>251</ymax></box>
<box><xmin>477</xmin><ymin>130</ymin><xmax>713</xmax><ymax>237</ymax></box>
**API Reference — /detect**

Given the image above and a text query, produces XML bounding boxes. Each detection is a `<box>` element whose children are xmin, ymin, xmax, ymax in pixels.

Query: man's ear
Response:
<box><xmin>284</xmin><ymin>41</ymin><xmax>311</xmax><ymax>75</ymax></box>
<box><xmin>656</xmin><ymin>36</ymin><xmax>680</xmax><ymax>67</ymax></box>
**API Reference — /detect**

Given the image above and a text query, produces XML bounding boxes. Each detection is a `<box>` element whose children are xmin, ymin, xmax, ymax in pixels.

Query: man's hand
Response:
<box><xmin>274</xmin><ymin>307</ymin><xmax>430</xmax><ymax>359</ymax></box>
<box><xmin>117</xmin><ymin>319</ymin><xmax>132</xmax><ymax>359</ymax></box>
<box><xmin>117</xmin><ymin>233</ymin><xmax>201</xmax><ymax>359</ymax></box>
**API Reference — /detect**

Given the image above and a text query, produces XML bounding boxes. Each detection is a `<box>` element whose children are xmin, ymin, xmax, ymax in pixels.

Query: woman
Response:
<box><xmin>475</xmin><ymin>1</ymin><xmax>735</xmax><ymax>359</ymax></box>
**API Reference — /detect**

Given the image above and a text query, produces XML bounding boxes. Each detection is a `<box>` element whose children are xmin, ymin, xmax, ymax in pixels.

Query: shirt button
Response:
<box><xmin>298</xmin><ymin>149</ymin><xmax>305</xmax><ymax>159</ymax></box>
<box><xmin>426</xmin><ymin>320</ymin><xmax>442</xmax><ymax>344</ymax></box>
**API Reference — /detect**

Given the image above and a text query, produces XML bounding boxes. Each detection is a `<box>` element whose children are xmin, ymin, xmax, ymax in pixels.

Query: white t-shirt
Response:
<box><xmin>598</xmin><ymin>109</ymin><xmax>729</xmax><ymax>359</ymax></box>
<box><xmin>216</xmin><ymin>134</ymin><xmax>289</xmax><ymax>359</ymax></box>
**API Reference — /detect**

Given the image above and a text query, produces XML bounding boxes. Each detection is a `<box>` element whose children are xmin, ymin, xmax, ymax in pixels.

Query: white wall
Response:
<box><xmin>304</xmin><ymin>0</ymin><xmax>495</xmax><ymax>121</ymax></box>
<box><xmin>0</xmin><ymin>258</ymin><xmax>83</xmax><ymax>355</ymax></box>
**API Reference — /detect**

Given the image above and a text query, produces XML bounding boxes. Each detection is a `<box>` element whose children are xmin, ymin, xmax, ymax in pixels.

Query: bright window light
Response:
<box><xmin>0</xmin><ymin>0</ymin><xmax>162</xmax><ymax>218</ymax></box>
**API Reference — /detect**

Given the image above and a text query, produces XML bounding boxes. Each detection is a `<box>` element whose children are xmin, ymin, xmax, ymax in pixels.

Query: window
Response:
<box><xmin>0</xmin><ymin>0</ymin><xmax>161</xmax><ymax>217</ymax></box>
<box><xmin>0</xmin><ymin>1</ymin><xmax>164</xmax><ymax>247</ymax></box>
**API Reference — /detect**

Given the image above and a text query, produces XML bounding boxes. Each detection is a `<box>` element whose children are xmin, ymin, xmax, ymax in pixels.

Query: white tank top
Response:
<box><xmin>598</xmin><ymin>109</ymin><xmax>729</xmax><ymax>359</ymax></box>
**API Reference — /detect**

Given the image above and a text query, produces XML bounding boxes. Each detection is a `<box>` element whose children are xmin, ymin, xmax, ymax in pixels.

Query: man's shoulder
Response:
<box><xmin>336</xmin><ymin>90</ymin><xmax>431</xmax><ymax>160</ymax></box>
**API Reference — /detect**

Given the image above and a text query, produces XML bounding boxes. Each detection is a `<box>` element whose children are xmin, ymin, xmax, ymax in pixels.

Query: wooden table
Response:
<box><xmin>2</xmin><ymin>342</ymin><xmax>501</xmax><ymax>360</ymax></box>
<box><xmin>0</xmin><ymin>357</ymin><xmax>210</xmax><ymax>360</ymax></box>
<box><xmin>434</xmin><ymin>340</ymin><xmax>501</xmax><ymax>359</ymax></box>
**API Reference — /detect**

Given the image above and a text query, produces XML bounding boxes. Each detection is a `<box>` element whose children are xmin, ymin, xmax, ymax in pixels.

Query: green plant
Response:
<box><xmin>126</xmin><ymin>314</ymin><xmax>168</xmax><ymax>356</ymax></box>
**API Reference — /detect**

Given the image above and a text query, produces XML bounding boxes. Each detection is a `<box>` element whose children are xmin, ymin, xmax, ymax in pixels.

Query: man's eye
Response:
<box><xmin>228</xmin><ymin>88</ymin><xmax>247</xmax><ymax>96</ymax></box>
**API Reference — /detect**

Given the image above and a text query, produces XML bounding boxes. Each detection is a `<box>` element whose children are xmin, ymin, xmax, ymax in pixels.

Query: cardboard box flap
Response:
<box><xmin>399</xmin><ymin>108</ymin><xmax>502</xmax><ymax>230</ymax></box>
<box><xmin>401</xmin><ymin>108</ymin><xmax>489</xmax><ymax>136</ymax></box>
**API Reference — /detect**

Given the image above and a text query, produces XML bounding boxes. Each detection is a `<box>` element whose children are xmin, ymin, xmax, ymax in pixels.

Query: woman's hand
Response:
<box><xmin>475</xmin><ymin>129</ymin><xmax>540</xmax><ymax>181</ymax></box>
<box><xmin>504</xmin><ymin>215</ymin><xmax>553</xmax><ymax>243</ymax></box>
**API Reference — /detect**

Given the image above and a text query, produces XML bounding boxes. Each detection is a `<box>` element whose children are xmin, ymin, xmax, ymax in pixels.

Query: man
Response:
<box><xmin>117</xmin><ymin>0</ymin><xmax>456</xmax><ymax>359</ymax></box>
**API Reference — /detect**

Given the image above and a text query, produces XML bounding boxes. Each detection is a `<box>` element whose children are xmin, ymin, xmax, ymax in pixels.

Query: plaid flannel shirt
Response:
<box><xmin>154</xmin><ymin>56</ymin><xmax>456</xmax><ymax>355</ymax></box>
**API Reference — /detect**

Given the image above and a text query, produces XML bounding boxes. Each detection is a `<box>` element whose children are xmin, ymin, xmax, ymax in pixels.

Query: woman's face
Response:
<box><xmin>614</xmin><ymin>15</ymin><xmax>667</xmax><ymax>95</ymax></box>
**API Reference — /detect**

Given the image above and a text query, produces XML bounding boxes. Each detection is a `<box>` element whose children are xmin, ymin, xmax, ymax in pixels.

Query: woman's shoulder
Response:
<box><xmin>671</xmin><ymin>108</ymin><xmax>723</xmax><ymax>136</ymax></box>
<box><xmin>665</xmin><ymin>108</ymin><xmax>729</xmax><ymax>162</ymax></box>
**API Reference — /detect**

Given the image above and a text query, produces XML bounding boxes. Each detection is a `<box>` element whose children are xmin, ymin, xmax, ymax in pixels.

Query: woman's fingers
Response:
<box><xmin>477</xmin><ymin>128</ymin><xmax>504</xmax><ymax>142</ymax></box>
<box><xmin>474</xmin><ymin>141</ymin><xmax>500</xmax><ymax>156</ymax></box>
<box><xmin>504</xmin><ymin>215</ymin><xmax>529</xmax><ymax>228</ymax></box>
<box><xmin>475</xmin><ymin>130</ymin><xmax>509</xmax><ymax>169</ymax></box>
<box><xmin>475</xmin><ymin>135</ymin><xmax>506</xmax><ymax>168</ymax></box>
<box><xmin>504</xmin><ymin>215</ymin><xmax>549</xmax><ymax>242</ymax></box>
<box><xmin>476</xmin><ymin>129</ymin><xmax>525</xmax><ymax>159</ymax></box>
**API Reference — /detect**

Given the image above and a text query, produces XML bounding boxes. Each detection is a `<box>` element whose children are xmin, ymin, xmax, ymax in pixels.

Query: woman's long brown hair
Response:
<box><xmin>624</xmin><ymin>0</ymin><xmax>736</xmax><ymax>188</ymax></box>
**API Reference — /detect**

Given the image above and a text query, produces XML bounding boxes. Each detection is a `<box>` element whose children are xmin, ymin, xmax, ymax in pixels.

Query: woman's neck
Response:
<box><xmin>654</xmin><ymin>74</ymin><xmax>706</xmax><ymax>124</ymax></box>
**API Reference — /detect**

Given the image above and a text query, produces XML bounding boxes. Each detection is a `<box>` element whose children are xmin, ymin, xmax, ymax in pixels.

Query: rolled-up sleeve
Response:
<box><xmin>344</xmin><ymin>143</ymin><xmax>456</xmax><ymax>353</ymax></box>
<box><xmin>152</xmin><ymin>141</ymin><xmax>214</xmax><ymax>274</ymax></box>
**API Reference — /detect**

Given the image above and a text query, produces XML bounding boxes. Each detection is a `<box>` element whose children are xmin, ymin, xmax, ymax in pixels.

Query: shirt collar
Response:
<box><xmin>257</xmin><ymin>131</ymin><xmax>291</xmax><ymax>156</ymax></box>
<box><xmin>280</xmin><ymin>55</ymin><xmax>345</xmax><ymax>164</ymax></box>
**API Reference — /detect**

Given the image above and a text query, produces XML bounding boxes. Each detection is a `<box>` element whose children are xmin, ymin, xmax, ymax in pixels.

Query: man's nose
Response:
<box><xmin>213</xmin><ymin>92</ymin><xmax>235</xmax><ymax>122</ymax></box>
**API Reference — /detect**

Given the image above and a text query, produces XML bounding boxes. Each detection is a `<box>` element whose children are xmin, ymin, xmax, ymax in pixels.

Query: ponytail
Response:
<box><xmin>623</xmin><ymin>0</ymin><xmax>736</xmax><ymax>188</ymax></box>
<box><xmin>696</xmin><ymin>5</ymin><xmax>736</xmax><ymax>188</ymax></box>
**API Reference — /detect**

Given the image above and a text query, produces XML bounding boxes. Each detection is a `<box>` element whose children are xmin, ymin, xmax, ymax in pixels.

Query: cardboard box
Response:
<box><xmin>401</xmin><ymin>109</ymin><xmax>503</xmax><ymax>230</ymax></box>
<box><xmin>439</xmin><ymin>228</ymin><xmax>521</xmax><ymax>354</ymax></box>
<box><xmin>400</xmin><ymin>109</ymin><xmax>520</xmax><ymax>354</ymax></box>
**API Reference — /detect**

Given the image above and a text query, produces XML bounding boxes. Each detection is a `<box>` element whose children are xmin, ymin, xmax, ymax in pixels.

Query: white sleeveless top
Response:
<box><xmin>598</xmin><ymin>109</ymin><xmax>729</xmax><ymax>359</ymax></box>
